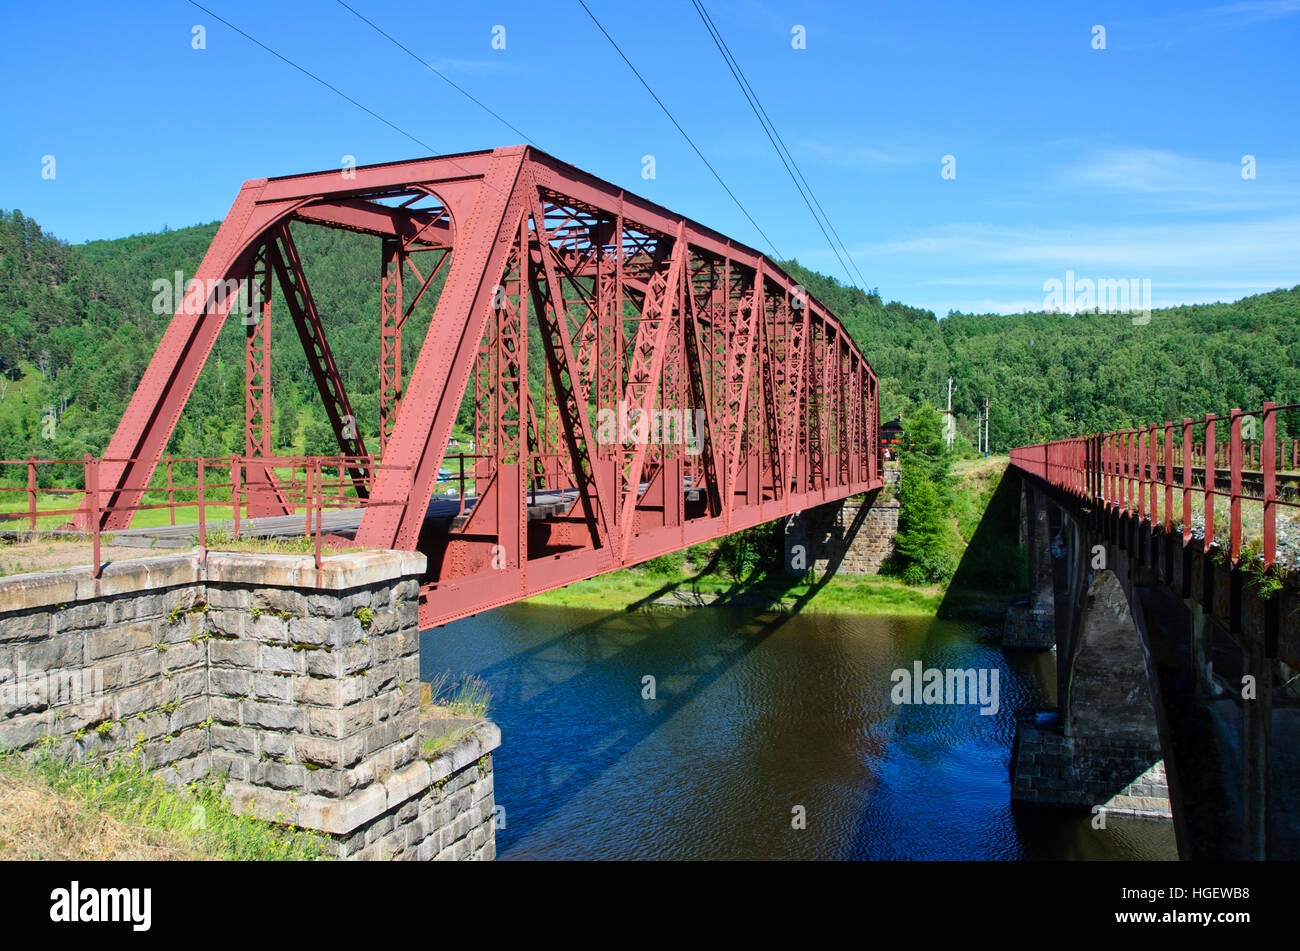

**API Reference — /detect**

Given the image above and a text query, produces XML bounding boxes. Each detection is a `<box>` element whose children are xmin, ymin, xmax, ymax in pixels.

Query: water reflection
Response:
<box><xmin>420</xmin><ymin>603</ymin><xmax>1178</xmax><ymax>861</ymax></box>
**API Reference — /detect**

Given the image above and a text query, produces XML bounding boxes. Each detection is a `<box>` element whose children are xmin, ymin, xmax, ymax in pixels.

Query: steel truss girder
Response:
<box><xmin>100</xmin><ymin>146</ymin><xmax>881</xmax><ymax>627</ymax></box>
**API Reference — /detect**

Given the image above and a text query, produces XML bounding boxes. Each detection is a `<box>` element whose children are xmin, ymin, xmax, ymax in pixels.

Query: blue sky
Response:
<box><xmin>1</xmin><ymin>0</ymin><xmax>1297</xmax><ymax>317</ymax></box>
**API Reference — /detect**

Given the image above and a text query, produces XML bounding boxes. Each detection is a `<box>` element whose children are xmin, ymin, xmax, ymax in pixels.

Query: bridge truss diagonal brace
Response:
<box><xmin>268</xmin><ymin>224</ymin><xmax>372</xmax><ymax>495</ymax></box>
<box><xmin>98</xmin><ymin>179</ymin><xmax>307</xmax><ymax>529</ymax></box>
<box><xmin>615</xmin><ymin>221</ymin><xmax>688</xmax><ymax>560</ymax></box>
<box><xmin>723</xmin><ymin>262</ymin><xmax>763</xmax><ymax>527</ymax></box>
<box><xmin>355</xmin><ymin>148</ymin><xmax>531</xmax><ymax>551</ymax></box>
<box><xmin>528</xmin><ymin>193</ymin><xmax>613</xmax><ymax>549</ymax></box>
<box><xmin>779</xmin><ymin>302</ymin><xmax>810</xmax><ymax>493</ymax></box>
<box><xmin>683</xmin><ymin>291</ymin><xmax>722</xmax><ymax>517</ymax></box>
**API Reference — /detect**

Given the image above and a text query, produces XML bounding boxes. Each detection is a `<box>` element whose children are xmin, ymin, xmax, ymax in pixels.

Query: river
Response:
<box><xmin>420</xmin><ymin>602</ymin><xmax>1179</xmax><ymax>860</ymax></box>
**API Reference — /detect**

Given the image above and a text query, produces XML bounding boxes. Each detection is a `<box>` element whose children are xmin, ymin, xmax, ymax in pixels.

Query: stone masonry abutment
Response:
<box><xmin>0</xmin><ymin>551</ymin><xmax>498</xmax><ymax>861</ymax></box>
<box><xmin>784</xmin><ymin>488</ymin><xmax>899</xmax><ymax>576</ymax></box>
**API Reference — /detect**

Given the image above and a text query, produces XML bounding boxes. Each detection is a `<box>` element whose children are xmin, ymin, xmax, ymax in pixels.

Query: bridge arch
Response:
<box><xmin>1065</xmin><ymin>568</ymin><xmax>1163</xmax><ymax>750</ymax></box>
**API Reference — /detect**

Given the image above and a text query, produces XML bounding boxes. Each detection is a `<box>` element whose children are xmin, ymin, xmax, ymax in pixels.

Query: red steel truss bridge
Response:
<box><xmin>94</xmin><ymin>146</ymin><xmax>882</xmax><ymax>628</ymax></box>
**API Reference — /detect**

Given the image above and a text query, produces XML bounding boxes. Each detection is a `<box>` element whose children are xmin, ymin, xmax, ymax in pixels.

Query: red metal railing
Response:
<box><xmin>0</xmin><ymin>454</ymin><xmax>416</xmax><ymax>578</ymax></box>
<box><xmin>1010</xmin><ymin>401</ymin><xmax>1300</xmax><ymax>570</ymax></box>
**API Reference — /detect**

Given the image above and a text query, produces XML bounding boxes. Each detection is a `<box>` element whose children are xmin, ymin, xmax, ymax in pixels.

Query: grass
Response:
<box><xmin>195</xmin><ymin>527</ymin><xmax>362</xmax><ymax>557</ymax></box>
<box><xmin>527</xmin><ymin>563</ymin><xmax>944</xmax><ymax>616</ymax></box>
<box><xmin>528</xmin><ymin>454</ymin><xmax>1008</xmax><ymax>620</ymax></box>
<box><xmin>423</xmin><ymin>671</ymin><xmax>492</xmax><ymax>719</ymax></box>
<box><xmin>418</xmin><ymin>672</ymin><xmax>491</xmax><ymax>758</ymax></box>
<box><xmin>0</xmin><ymin>741</ymin><xmax>333</xmax><ymax>861</ymax></box>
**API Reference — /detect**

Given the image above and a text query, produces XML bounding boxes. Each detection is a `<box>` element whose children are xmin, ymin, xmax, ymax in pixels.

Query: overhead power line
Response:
<box><xmin>334</xmin><ymin>0</ymin><xmax>539</xmax><ymax>148</ymax></box>
<box><xmin>184</xmin><ymin>0</ymin><xmax>517</xmax><ymax>200</ymax></box>
<box><xmin>185</xmin><ymin>0</ymin><xmax>439</xmax><ymax>156</ymax></box>
<box><xmin>689</xmin><ymin>0</ymin><xmax>869</xmax><ymax>290</ymax></box>
<box><xmin>575</xmin><ymin>0</ymin><xmax>784</xmax><ymax>261</ymax></box>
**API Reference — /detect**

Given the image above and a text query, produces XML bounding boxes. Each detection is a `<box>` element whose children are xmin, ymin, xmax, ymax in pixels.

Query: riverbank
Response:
<box><xmin>528</xmin><ymin>454</ymin><xmax>1020</xmax><ymax>620</ymax></box>
<box><xmin>527</xmin><ymin>568</ymin><xmax>945</xmax><ymax>616</ymax></box>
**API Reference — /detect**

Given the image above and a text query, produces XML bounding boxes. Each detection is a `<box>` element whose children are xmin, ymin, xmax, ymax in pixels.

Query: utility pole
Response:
<box><xmin>944</xmin><ymin>377</ymin><xmax>954</xmax><ymax>450</ymax></box>
<box><xmin>983</xmin><ymin>398</ymin><xmax>991</xmax><ymax>457</ymax></box>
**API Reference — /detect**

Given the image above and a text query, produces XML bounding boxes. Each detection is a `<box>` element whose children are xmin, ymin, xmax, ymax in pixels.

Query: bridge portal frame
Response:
<box><xmin>97</xmin><ymin>146</ymin><xmax>882</xmax><ymax>628</ymax></box>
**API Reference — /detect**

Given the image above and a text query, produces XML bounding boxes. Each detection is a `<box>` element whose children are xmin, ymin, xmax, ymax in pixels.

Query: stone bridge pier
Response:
<box><xmin>1005</xmin><ymin>475</ymin><xmax>1300</xmax><ymax>861</ymax></box>
<box><xmin>783</xmin><ymin>488</ymin><xmax>899</xmax><ymax>577</ymax></box>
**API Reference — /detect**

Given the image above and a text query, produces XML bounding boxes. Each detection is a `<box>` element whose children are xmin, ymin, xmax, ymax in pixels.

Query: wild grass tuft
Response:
<box><xmin>0</xmin><ymin>739</ymin><xmax>332</xmax><ymax>861</ymax></box>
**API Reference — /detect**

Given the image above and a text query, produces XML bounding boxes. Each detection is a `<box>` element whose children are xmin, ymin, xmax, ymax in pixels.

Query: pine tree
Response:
<box><xmin>894</xmin><ymin>404</ymin><xmax>960</xmax><ymax>583</ymax></box>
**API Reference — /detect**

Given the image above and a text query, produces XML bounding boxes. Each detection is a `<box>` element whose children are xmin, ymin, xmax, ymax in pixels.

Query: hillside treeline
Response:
<box><xmin>2</xmin><ymin>208</ymin><xmax>1297</xmax><ymax>468</ymax></box>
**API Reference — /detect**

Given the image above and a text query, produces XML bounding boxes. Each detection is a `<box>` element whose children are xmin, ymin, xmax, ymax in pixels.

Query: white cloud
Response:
<box><xmin>799</xmin><ymin>139</ymin><xmax>918</xmax><ymax>167</ymax></box>
<box><xmin>853</xmin><ymin>215</ymin><xmax>1300</xmax><ymax>272</ymax></box>
<box><xmin>1063</xmin><ymin>148</ymin><xmax>1227</xmax><ymax>193</ymax></box>
<box><xmin>1206</xmin><ymin>0</ymin><xmax>1300</xmax><ymax>24</ymax></box>
<box><xmin>428</xmin><ymin>57</ymin><xmax>521</xmax><ymax>75</ymax></box>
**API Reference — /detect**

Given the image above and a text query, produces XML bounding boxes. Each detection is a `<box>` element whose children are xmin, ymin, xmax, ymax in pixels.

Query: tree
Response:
<box><xmin>304</xmin><ymin>420</ymin><xmax>337</xmax><ymax>457</ymax></box>
<box><xmin>893</xmin><ymin>403</ymin><xmax>961</xmax><ymax>584</ymax></box>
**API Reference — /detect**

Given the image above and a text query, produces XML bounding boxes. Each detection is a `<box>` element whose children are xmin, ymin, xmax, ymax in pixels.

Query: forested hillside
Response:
<box><xmin>783</xmin><ymin>261</ymin><xmax>1300</xmax><ymax>444</ymax></box>
<box><xmin>2</xmin><ymin>206</ymin><xmax>1298</xmax><ymax>469</ymax></box>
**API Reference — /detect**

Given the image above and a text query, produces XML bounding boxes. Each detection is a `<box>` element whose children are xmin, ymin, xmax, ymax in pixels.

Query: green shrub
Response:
<box><xmin>892</xmin><ymin>404</ymin><xmax>962</xmax><ymax>584</ymax></box>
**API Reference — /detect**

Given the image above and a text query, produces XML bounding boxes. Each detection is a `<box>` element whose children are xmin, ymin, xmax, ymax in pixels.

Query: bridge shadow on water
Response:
<box><xmin>422</xmin><ymin>485</ymin><xmax>1179</xmax><ymax>859</ymax></box>
<box><xmin>844</xmin><ymin>466</ymin><xmax>1176</xmax><ymax>859</ymax></box>
<box><xmin>420</xmin><ymin>514</ymin><xmax>864</xmax><ymax>858</ymax></box>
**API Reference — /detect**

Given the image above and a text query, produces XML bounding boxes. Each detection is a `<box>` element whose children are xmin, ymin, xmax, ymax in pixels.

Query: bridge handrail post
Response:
<box><xmin>304</xmin><ymin>461</ymin><xmax>313</xmax><ymax>538</ymax></box>
<box><xmin>27</xmin><ymin>456</ymin><xmax>36</xmax><ymax>531</ymax></box>
<box><xmin>197</xmin><ymin>458</ymin><xmax>207</xmax><ymax>562</ymax></box>
<box><xmin>1263</xmin><ymin>402</ymin><xmax>1277</xmax><ymax>569</ymax></box>
<box><xmin>1115</xmin><ymin>431</ymin><xmax>1123</xmax><ymax>513</ymax></box>
<box><xmin>1130</xmin><ymin>429</ymin><xmax>1139</xmax><ymax>517</ymax></box>
<box><xmin>1182</xmin><ymin>419</ymin><xmax>1193</xmax><ymax>544</ymax></box>
<box><xmin>1164</xmin><ymin>422</ymin><xmax>1174</xmax><ymax>534</ymax></box>
<box><xmin>313</xmin><ymin>459</ymin><xmax>323</xmax><ymax>577</ymax></box>
<box><xmin>85</xmin><ymin>454</ymin><xmax>101</xmax><ymax>579</ymax></box>
<box><xmin>1112</xmin><ymin>432</ymin><xmax>1119</xmax><ymax>511</ymax></box>
<box><xmin>1138</xmin><ymin>428</ymin><xmax>1147</xmax><ymax>523</ymax></box>
<box><xmin>1104</xmin><ymin>433</ymin><xmax>1111</xmax><ymax>506</ymax></box>
<box><xmin>1091</xmin><ymin>434</ymin><xmax>1100</xmax><ymax>508</ymax></box>
<box><xmin>1119</xmin><ymin>431</ymin><xmax>1127</xmax><ymax>515</ymax></box>
<box><xmin>1204</xmin><ymin>414</ymin><xmax>1216</xmax><ymax>553</ymax></box>
<box><xmin>1096</xmin><ymin>435</ymin><xmax>1103</xmax><ymax>506</ymax></box>
<box><xmin>1230</xmin><ymin>409</ymin><xmax>1242</xmax><ymax>564</ymax></box>
<box><xmin>167</xmin><ymin>457</ymin><xmax>176</xmax><ymax>526</ymax></box>
<box><xmin>232</xmin><ymin>454</ymin><xmax>242</xmax><ymax>541</ymax></box>
<box><xmin>1149</xmin><ymin>422</ymin><xmax>1159</xmax><ymax>526</ymax></box>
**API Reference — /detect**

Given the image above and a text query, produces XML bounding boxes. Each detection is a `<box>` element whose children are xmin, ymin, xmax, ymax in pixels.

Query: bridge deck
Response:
<box><xmin>43</xmin><ymin>488</ymin><xmax>585</xmax><ymax>550</ymax></box>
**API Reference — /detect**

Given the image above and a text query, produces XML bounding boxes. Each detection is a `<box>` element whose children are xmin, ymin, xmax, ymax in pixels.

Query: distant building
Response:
<box><xmin>881</xmin><ymin>416</ymin><xmax>905</xmax><ymax>458</ymax></box>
